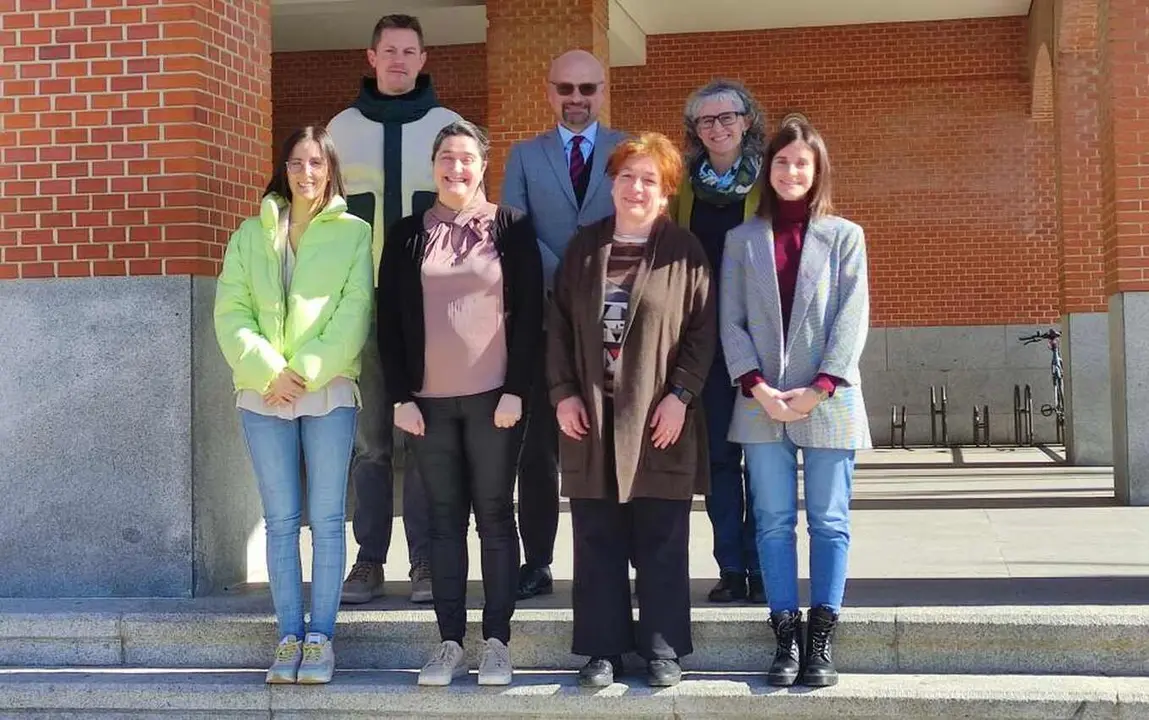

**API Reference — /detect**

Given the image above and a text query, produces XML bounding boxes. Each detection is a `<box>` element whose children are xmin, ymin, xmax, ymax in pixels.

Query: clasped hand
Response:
<box><xmin>752</xmin><ymin>383</ymin><xmax>821</xmax><ymax>422</ymax></box>
<box><xmin>263</xmin><ymin>368</ymin><xmax>306</xmax><ymax>407</ymax></box>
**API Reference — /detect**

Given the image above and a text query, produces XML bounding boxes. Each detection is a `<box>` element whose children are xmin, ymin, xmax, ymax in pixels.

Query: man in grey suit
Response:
<box><xmin>501</xmin><ymin>49</ymin><xmax>626</xmax><ymax>599</ymax></box>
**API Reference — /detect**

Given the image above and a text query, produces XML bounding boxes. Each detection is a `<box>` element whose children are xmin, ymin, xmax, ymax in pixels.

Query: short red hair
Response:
<box><xmin>605</xmin><ymin>132</ymin><xmax>684</xmax><ymax>199</ymax></box>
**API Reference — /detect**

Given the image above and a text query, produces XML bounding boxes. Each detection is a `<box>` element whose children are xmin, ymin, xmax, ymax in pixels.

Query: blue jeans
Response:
<box><xmin>744</xmin><ymin>434</ymin><xmax>854</xmax><ymax>613</ymax></box>
<box><xmin>240</xmin><ymin>407</ymin><xmax>356</xmax><ymax>640</ymax></box>
<box><xmin>702</xmin><ymin>359</ymin><xmax>758</xmax><ymax>575</ymax></box>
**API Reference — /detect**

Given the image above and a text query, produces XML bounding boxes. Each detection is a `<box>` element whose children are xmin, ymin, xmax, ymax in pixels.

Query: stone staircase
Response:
<box><xmin>1</xmin><ymin>596</ymin><xmax>1148</xmax><ymax>718</ymax></box>
<box><xmin>3</xmin><ymin>456</ymin><xmax>1146</xmax><ymax>717</ymax></box>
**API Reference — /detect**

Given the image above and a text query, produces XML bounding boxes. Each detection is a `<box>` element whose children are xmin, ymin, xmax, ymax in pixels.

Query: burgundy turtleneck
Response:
<box><xmin>737</xmin><ymin>198</ymin><xmax>841</xmax><ymax>399</ymax></box>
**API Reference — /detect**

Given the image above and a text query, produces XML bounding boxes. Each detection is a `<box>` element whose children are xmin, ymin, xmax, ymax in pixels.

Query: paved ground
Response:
<box><xmin>227</xmin><ymin>446</ymin><xmax>1149</xmax><ymax>609</ymax></box>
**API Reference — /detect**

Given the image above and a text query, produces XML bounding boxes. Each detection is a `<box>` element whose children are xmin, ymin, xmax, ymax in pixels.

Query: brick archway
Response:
<box><xmin>1031</xmin><ymin>44</ymin><xmax>1054</xmax><ymax>121</ymax></box>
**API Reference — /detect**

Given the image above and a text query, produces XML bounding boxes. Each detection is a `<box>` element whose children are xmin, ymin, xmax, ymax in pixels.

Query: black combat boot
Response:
<box><xmin>801</xmin><ymin>605</ymin><xmax>839</xmax><ymax>687</ymax></box>
<box><xmin>707</xmin><ymin>570</ymin><xmax>748</xmax><ymax>603</ymax></box>
<box><xmin>766</xmin><ymin>609</ymin><xmax>803</xmax><ymax>686</ymax></box>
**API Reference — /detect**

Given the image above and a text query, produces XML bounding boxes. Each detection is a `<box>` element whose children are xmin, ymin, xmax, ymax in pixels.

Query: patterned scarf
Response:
<box><xmin>689</xmin><ymin>153</ymin><xmax>762</xmax><ymax>207</ymax></box>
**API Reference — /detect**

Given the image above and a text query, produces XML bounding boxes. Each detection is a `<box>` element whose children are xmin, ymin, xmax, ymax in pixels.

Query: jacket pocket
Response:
<box><xmin>641</xmin><ymin>408</ymin><xmax>698</xmax><ymax>476</ymax></box>
<box><xmin>557</xmin><ymin>430</ymin><xmax>589</xmax><ymax>474</ymax></box>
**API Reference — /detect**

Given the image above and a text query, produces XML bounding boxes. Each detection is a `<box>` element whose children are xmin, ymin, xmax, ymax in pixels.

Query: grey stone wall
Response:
<box><xmin>0</xmin><ymin>277</ymin><xmax>194</xmax><ymax>596</ymax></box>
<box><xmin>0</xmin><ymin>276</ymin><xmax>258</xmax><ymax>597</ymax></box>
<box><xmin>861</xmin><ymin>325</ymin><xmax>1066</xmax><ymax>447</ymax></box>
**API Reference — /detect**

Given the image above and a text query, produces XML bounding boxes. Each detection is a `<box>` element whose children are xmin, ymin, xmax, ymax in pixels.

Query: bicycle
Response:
<box><xmin>1018</xmin><ymin>329</ymin><xmax>1065</xmax><ymax>444</ymax></box>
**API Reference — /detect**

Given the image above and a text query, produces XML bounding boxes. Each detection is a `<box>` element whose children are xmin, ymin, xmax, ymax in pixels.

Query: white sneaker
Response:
<box><xmin>296</xmin><ymin>632</ymin><xmax>335</xmax><ymax>685</ymax></box>
<box><xmin>418</xmin><ymin>640</ymin><xmax>468</xmax><ymax>686</ymax></box>
<box><xmin>477</xmin><ymin>637</ymin><xmax>513</xmax><ymax>686</ymax></box>
<box><xmin>265</xmin><ymin>635</ymin><xmax>302</xmax><ymax>684</ymax></box>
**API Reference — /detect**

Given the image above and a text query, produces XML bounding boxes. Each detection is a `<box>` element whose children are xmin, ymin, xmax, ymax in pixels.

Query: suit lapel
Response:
<box><xmin>542</xmin><ymin>130</ymin><xmax>579</xmax><ymax>210</ymax></box>
<box><xmin>746</xmin><ymin>219</ymin><xmax>783</xmax><ymax>335</ymax></box>
<box><xmin>788</xmin><ymin>217</ymin><xmax>833</xmax><ymax>336</ymax></box>
<box><xmin>582</xmin><ymin>128</ymin><xmax>614</xmax><ymax>209</ymax></box>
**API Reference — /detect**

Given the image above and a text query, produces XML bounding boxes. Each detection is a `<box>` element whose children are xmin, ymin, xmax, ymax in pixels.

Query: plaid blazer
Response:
<box><xmin>720</xmin><ymin>214</ymin><xmax>872</xmax><ymax>449</ymax></box>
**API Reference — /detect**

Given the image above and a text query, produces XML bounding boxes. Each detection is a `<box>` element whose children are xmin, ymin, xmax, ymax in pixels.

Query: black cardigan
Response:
<box><xmin>377</xmin><ymin>205</ymin><xmax>544</xmax><ymax>404</ymax></box>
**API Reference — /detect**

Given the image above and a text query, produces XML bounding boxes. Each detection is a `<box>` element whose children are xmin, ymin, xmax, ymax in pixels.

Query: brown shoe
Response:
<box><xmin>341</xmin><ymin>561</ymin><xmax>384</xmax><ymax>604</ymax></box>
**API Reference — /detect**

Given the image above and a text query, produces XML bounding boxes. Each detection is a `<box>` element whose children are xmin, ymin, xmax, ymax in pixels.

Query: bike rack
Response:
<box><xmin>930</xmin><ymin>385</ymin><xmax>948</xmax><ymax>447</ymax></box>
<box><xmin>972</xmin><ymin>405</ymin><xmax>991</xmax><ymax>447</ymax></box>
<box><xmin>1013</xmin><ymin>384</ymin><xmax>1034</xmax><ymax>446</ymax></box>
<box><xmin>890</xmin><ymin>405</ymin><xmax>907</xmax><ymax>448</ymax></box>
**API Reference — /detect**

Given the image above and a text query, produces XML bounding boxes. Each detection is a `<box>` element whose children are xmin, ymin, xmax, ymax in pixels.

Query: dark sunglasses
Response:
<box><xmin>550</xmin><ymin>81</ymin><xmax>601</xmax><ymax>97</ymax></box>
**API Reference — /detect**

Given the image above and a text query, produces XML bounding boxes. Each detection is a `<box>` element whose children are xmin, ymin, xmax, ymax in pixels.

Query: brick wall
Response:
<box><xmin>271</xmin><ymin>43</ymin><xmax>487</xmax><ymax>155</ymax></box>
<box><xmin>268</xmin><ymin>18</ymin><xmax>1058</xmax><ymax>328</ymax></box>
<box><xmin>613</xmin><ymin>18</ymin><xmax>1058</xmax><ymax>327</ymax></box>
<box><xmin>1099</xmin><ymin>0</ymin><xmax>1149</xmax><ymax>295</ymax></box>
<box><xmin>0</xmin><ymin>0</ymin><xmax>271</xmax><ymax>279</ymax></box>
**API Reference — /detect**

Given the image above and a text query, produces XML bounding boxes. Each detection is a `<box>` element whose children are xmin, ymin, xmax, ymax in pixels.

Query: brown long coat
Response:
<box><xmin>547</xmin><ymin>215</ymin><xmax>716</xmax><ymax>502</ymax></box>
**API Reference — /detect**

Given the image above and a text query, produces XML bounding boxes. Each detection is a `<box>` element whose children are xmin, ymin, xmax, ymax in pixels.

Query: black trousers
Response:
<box><xmin>411</xmin><ymin>390</ymin><xmax>520</xmax><ymax>644</ymax></box>
<box><xmin>516</xmin><ymin>345</ymin><xmax>560</xmax><ymax>568</ymax></box>
<box><xmin>569</xmin><ymin>441</ymin><xmax>693</xmax><ymax>660</ymax></box>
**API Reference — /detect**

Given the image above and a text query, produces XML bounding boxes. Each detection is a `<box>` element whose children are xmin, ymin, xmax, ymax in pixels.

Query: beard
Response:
<box><xmin>562</xmin><ymin>103</ymin><xmax>591</xmax><ymax>125</ymax></box>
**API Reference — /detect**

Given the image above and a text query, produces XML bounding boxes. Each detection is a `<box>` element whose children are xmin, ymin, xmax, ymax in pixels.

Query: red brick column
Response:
<box><xmin>1099</xmin><ymin>0</ymin><xmax>1149</xmax><ymax>297</ymax></box>
<box><xmin>1056</xmin><ymin>0</ymin><xmax>1107</xmax><ymax>313</ymax></box>
<box><xmin>1098</xmin><ymin>0</ymin><xmax>1149</xmax><ymax>503</ymax></box>
<box><xmin>484</xmin><ymin>0</ymin><xmax>609</xmax><ymax>201</ymax></box>
<box><xmin>1053</xmin><ymin>0</ymin><xmax>1112</xmax><ymax>466</ymax></box>
<box><xmin>0</xmin><ymin>0</ymin><xmax>271</xmax><ymax>280</ymax></box>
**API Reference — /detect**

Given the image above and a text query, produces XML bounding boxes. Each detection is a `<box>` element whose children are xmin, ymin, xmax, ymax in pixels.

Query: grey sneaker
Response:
<box><xmin>409</xmin><ymin>561</ymin><xmax>433</xmax><ymax>604</ymax></box>
<box><xmin>341</xmin><ymin>561</ymin><xmax>384</xmax><ymax>604</ymax></box>
<box><xmin>296</xmin><ymin>632</ymin><xmax>335</xmax><ymax>685</ymax></box>
<box><xmin>265</xmin><ymin>635</ymin><xmax>301</xmax><ymax>684</ymax></box>
<box><xmin>477</xmin><ymin>637</ymin><xmax>513</xmax><ymax>686</ymax></box>
<box><xmin>418</xmin><ymin>640</ymin><xmax>468</xmax><ymax>686</ymax></box>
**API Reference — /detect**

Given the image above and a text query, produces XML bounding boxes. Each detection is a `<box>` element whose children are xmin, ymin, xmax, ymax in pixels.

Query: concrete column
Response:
<box><xmin>1063</xmin><ymin>313</ymin><xmax>1113</xmax><ymax>465</ymax></box>
<box><xmin>1098</xmin><ymin>0</ymin><xmax>1149</xmax><ymax>505</ymax></box>
<box><xmin>0</xmin><ymin>0</ymin><xmax>273</xmax><ymax>595</ymax></box>
<box><xmin>484</xmin><ymin>0</ymin><xmax>610</xmax><ymax>200</ymax></box>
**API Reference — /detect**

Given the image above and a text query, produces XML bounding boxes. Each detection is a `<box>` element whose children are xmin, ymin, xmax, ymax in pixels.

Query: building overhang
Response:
<box><xmin>272</xmin><ymin>0</ymin><xmax>1032</xmax><ymax>66</ymax></box>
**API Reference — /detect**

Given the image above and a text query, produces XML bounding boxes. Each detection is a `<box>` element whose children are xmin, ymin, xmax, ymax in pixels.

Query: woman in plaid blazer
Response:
<box><xmin>719</xmin><ymin>118</ymin><xmax>871</xmax><ymax>689</ymax></box>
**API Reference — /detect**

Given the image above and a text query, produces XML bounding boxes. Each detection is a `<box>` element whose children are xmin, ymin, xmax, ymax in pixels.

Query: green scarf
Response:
<box><xmin>689</xmin><ymin>153</ymin><xmax>762</xmax><ymax>207</ymax></box>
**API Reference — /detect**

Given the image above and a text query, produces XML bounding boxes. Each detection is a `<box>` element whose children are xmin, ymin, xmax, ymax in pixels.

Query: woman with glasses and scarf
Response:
<box><xmin>670</xmin><ymin>79</ymin><xmax>769</xmax><ymax>606</ymax></box>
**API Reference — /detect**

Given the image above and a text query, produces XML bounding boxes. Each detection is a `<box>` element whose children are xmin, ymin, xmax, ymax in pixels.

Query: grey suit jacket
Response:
<box><xmin>720</xmin><ymin>215</ymin><xmax>872</xmax><ymax>449</ymax></box>
<box><xmin>501</xmin><ymin>126</ymin><xmax>626</xmax><ymax>289</ymax></box>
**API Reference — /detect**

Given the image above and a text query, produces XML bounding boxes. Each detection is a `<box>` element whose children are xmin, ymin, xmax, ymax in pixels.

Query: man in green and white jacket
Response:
<box><xmin>328</xmin><ymin>13</ymin><xmax>463</xmax><ymax>606</ymax></box>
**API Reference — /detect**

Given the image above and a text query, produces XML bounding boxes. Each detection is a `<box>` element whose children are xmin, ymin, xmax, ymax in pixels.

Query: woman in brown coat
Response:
<box><xmin>547</xmin><ymin>132</ymin><xmax>716</xmax><ymax>688</ymax></box>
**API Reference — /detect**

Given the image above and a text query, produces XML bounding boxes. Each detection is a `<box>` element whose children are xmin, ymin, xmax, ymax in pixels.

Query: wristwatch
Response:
<box><xmin>670</xmin><ymin>385</ymin><xmax>695</xmax><ymax>406</ymax></box>
<box><xmin>813</xmin><ymin>386</ymin><xmax>830</xmax><ymax>402</ymax></box>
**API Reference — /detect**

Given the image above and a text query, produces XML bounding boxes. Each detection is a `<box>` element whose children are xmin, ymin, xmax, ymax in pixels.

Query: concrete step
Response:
<box><xmin>0</xmin><ymin>668</ymin><xmax>1147</xmax><ymax>719</ymax></box>
<box><xmin>2</xmin><ymin>601</ymin><xmax>1148</xmax><ymax>677</ymax></box>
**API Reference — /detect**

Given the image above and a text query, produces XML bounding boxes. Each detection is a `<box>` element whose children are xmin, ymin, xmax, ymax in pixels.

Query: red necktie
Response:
<box><xmin>569</xmin><ymin>135</ymin><xmax>586</xmax><ymax>188</ymax></box>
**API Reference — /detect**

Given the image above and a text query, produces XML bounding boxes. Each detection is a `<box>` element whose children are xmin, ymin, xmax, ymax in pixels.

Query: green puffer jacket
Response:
<box><xmin>214</xmin><ymin>193</ymin><xmax>373</xmax><ymax>394</ymax></box>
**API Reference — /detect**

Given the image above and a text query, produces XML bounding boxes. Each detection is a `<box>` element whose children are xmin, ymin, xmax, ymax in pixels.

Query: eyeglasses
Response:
<box><xmin>549</xmin><ymin>81</ymin><xmax>602</xmax><ymax>97</ymax></box>
<box><xmin>286</xmin><ymin>158</ymin><xmax>326</xmax><ymax>174</ymax></box>
<box><xmin>694</xmin><ymin>111</ymin><xmax>745</xmax><ymax>131</ymax></box>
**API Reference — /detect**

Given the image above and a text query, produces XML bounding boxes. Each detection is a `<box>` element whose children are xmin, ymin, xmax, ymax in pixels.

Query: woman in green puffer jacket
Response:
<box><xmin>214</xmin><ymin>125</ymin><xmax>372</xmax><ymax>686</ymax></box>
